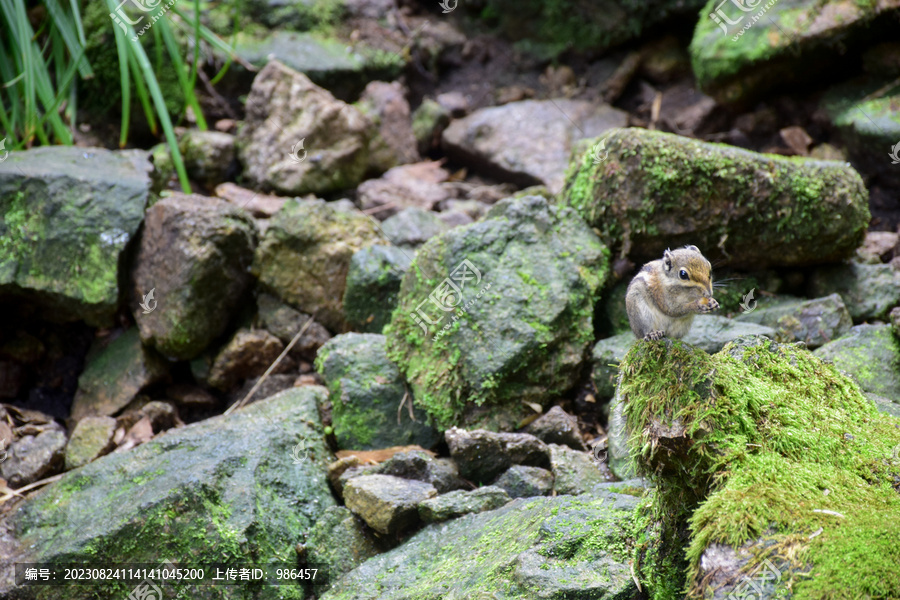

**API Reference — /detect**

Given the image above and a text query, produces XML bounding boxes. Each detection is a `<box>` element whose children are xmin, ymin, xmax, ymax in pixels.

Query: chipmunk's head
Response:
<box><xmin>661</xmin><ymin>245</ymin><xmax>714</xmax><ymax>300</ymax></box>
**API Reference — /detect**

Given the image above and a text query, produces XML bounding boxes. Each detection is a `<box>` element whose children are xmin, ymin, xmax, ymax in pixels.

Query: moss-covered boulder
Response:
<box><xmin>322</xmin><ymin>488</ymin><xmax>642</xmax><ymax>600</ymax></box>
<box><xmin>689</xmin><ymin>0</ymin><xmax>900</xmax><ymax>105</ymax></box>
<box><xmin>343</xmin><ymin>246</ymin><xmax>413</xmax><ymax>333</ymax></box>
<box><xmin>231</xmin><ymin>32</ymin><xmax>404</xmax><ymax>102</ymax></box>
<box><xmin>822</xmin><ymin>78</ymin><xmax>900</xmax><ymax>188</ymax></box>
<box><xmin>304</xmin><ymin>506</ymin><xmax>381</xmax><ymax>588</ymax></box>
<box><xmin>808</xmin><ymin>262</ymin><xmax>900</xmax><ymax>321</ymax></box>
<box><xmin>316</xmin><ymin>333</ymin><xmax>439</xmax><ymax>450</ymax></box>
<box><xmin>237</xmin><ymin>60</ymin><xmax>375</xmax><ymax>196</ymax></box>
<box><xmin>0</xmin><ymin>147</ymin><xmax>151</xmax><ymax>327</ymax></box>
<box><xmin>618</xmin><ymin>337</ymin><xmax>900</xmax><ymax>599</ymax></box>
<box><xmin>131</xmin><ymin>194</ymin><xmax>258</xmax><ymax>360</ymax></box>
<box><xmin>481</xmin><ymin>0</ymin><xmax>705</xmax><ymax>56</ymax></box>
<box><xmin>385</xmin><ymin>195</ymin><xmax>609</xmax><ymax>429</ymax></box>
<box><xmin>560</xmin><ymin>128</ymin><xmax>870</xmax><ymax>269</ymax></box>
<box><xmin>254</xmin><ymin>199</ymin><xmax>387</xmax><ymax>332</ymax></box>
<box><xmin>70</xmin><ymin>328</ymin><xmax>169</xmax><ymax>420</ymax></box>
<box><xmin>0</xmin><ymin>386</ymin><xmax>335</xmax><ymax>599</ymax></box>
<box><xmin>813</xmin><ymin>324</ymin><xmax>900</xmax><ymax>406</ymax></box>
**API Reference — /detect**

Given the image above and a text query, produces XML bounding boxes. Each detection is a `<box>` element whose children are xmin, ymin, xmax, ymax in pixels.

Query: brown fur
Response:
<box><xmin>625</xmin><ymin>245</ymin><xmax>719</xmax><ymax>340</ymax></box>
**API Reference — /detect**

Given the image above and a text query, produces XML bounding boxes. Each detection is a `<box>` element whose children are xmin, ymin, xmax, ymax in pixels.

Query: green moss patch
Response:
<box><xmin>619</xmin><ymin>337</ymin><xmax>900</xmax><ymax>599</ymax></box>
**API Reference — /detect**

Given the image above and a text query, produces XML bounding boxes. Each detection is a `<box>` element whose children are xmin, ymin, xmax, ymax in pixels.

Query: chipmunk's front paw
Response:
<box><xmin>644</xmin><ymin>330</ymin><xmax>666</xmax><ymax>341</ymax></box>
<box><xmin>698</xmin><ymin>297</ymin><xmax>719</xmax><ymax>313</ymax></box>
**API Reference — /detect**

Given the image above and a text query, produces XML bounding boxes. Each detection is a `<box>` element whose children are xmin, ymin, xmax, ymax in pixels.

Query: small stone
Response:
<box><xmin>2</xmin><ymin>429</ymin><xmax>67</xmax><ymax>487</ymax></box>
<box><xmin>65</xmin><ymin>416</ymin><xmax>117</xmax><ymax>470</ymax></box>
<box><xmin>445</xmin><ymin>427</ymin><xmax>550</xmax><ymax>484</ymax></box>
<box><xmin>373</xmin><ymin>450</ymin><xmax>465</xmax><ymax>493</ymax></box>
<box><xmin>327</xmin><ymin>456</ymin><xmax>362</xmax><ymax>496</ymax></box>
<box><xmin>138</xmin><ymin>401</ymin><xmax>181</xmax><ymax>433</ymax></box>
<box><xmin>418</xmin><ymin>486</ymin><xmax>510</xmax><ymax>523</ymax></box>
<box><xmin>70</xmin><ymin>329</ymin><xmax>169</xmax><ymax>420</ymax></box>
<box><xmin>549</xmin><ymin>444</ymin><xmax>606</xmax><ymax>496</ymax></box>
<box><xmin>493</xmin><ymin>465</ymin><xmax>554</xmax><ymax>498</ymax></box>
<box><xmin>357</xmin><ymin>81</ymin><xmax>419</xmax><ymax>174</ymax></box>
<box><xmin>256</xmin><ymin>293</ymin><xmax>332</xmax><ymax>358</ymax></box>
<box><xmin>380</xmin><ymin>207</ymin><xmax>450</xmax><ymax>250</ymax></box>
<box><xmin>343</xmin><ymin>474</ymin><xmax>437</xmax><ymax>535</ymax></box>
<box><xmin>356</xmin><ymin>161</ymin><xmax>451</xmax><ymax>219</ymax></box>
<box><xmin>305</xmin><ymin>506</ymin><xmax>380</xmax><ymax>586</ymax></box>
<box><xmin>208</xmin><ymin>329</ymin><xmax>290</xmax><ymax>392</ymax></box>
<box><xmin>179</xmin><ymin>130</ymin><xmax>236</xmax><ymax>189</ymax></box>
<box><xmin>411</xmin><ymin>99</ymin><xmax>450</xmax><ymax>155</ymax></box>
<box><xmin>526</xmin><ymin>406</ymin><xmax>586</xmax><ymax>450</ymax></box>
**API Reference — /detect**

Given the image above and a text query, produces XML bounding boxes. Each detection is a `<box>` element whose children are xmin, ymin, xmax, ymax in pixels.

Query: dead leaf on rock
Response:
<box><xmin>335</xmin><ymin>445</ymin><xmax>435</xmax><ymax>465</ymax></box>
<box><xmin>115</xmin><ymin>416</ymin><xmax>154</xmax><ymax>453</ymax></box>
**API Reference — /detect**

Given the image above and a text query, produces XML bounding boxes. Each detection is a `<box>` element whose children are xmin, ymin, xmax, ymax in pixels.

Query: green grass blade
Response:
<box><xmin>157</xmin><ymin>18</ymin><xmax>207</xmax><ymax>130</ymax></box>
<box><xmin>43</xmin><ymin>0</ymin><xmax>93</xmax><ymax>79</ymax></box>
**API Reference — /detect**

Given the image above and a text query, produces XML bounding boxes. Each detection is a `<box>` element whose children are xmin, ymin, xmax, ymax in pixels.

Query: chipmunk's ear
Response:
<box><xmin>663</xmin><ymin>249</ymin><xmax>674</xmax><ymax>271</ymax></box>
<box><xmin>684</xmin><ymin>244</ymin><xmax>699</xmax><ymax>252</ymax></box>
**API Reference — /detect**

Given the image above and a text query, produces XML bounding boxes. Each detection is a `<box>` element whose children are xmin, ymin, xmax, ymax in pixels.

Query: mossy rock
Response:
<box><xmin>481</xmin><ymin>0</ymin><xmax>705</xmax><ymax>56</ymax></box>
<box><xmin>385</xmin><ymin>195</ymin><xmax>609</xmax><ymax>430</ymax></box>
<box><xmin>0</xmin><ymin>147</ymin><xmax>151</xmax><ymax>327</ymax></box>
<box><xmin>559</xmin><ymin>128</ymin><xmax>869</xmax><ymax>269</ymax></box>
<box><xmin>813</xmin><ymin>324</ymin><xmax>900</xmax><ymax>405</ymax></box>
<box><xmin>322</xmin><ymin>489</ymin><xmax>642</xmax><ymax>600</ymax></box>
<box><xmin>808</xmin><ymin>261</ymin><xmax>900</xmax><ymax>321</ymax></box>
<box><xmin>619</xmin><ymin>337</ymin><xmax>900</xmax><ymax>599</ymax></box>
<box><xmin>689</xmin><ymin>0</ymin><xmax>900</xmax><ymax>105</ymax></box>
<box><xmin>1</xmin><ymin>387</ymin><xmax>335</xmax><ymax>600</ymax></box>
<box><xmin>343</xmin><ymin>245</ymin><xmax>413</xmax><ymax>333</ymax></box>
<box><xmin>315</xmin><ymin>333</ymin><xmax>439</xmax><ymax>450</ymax></box>
<box><xmin>821</xmin><ymin>77</ymin><xmax>900</xmax><ymax>188</ymax></box>
<box><xmin>70</xmin><ymin>328</ymin><xmax>169</xmax><ymax>420</ymax></box>
<box><xmin>253</xmin><ymin>199</ymin><xmax>387</xmax><ymax>332</ymax></box>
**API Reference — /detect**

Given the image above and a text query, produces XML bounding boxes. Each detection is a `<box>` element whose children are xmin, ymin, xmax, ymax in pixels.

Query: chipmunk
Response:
<box><xmin>625</xmin><ymin>245</ymin><xmax>719</xmax><ymax>341</ymax></box>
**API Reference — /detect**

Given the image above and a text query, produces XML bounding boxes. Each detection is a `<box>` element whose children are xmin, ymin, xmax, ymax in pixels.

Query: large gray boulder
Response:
<box><xmin>237</xmin><ymin>60</ymin><xmax>374</xmax><ymax>196</ymax></box>
<box><xmin>323</xmin><ymin>489</ymin><xmax>642</xmax><ymax>600</ymax></box>
<box><xmin>0</xmin><ymin>147</ymin><xmax>151</xmax><ymax>326</ymax></box>
<box><xmin>385</xmin><ymin>195</ymin><xmax>609</xmax><ymax>429</ymax></box>
<box><xmin>442</xmin><ymin>99</ymin><xmax>627</xmax><ymax>194</ymax></box>
<box><xmin>0</xmin><ymin>386</ymin><xmax>335</xmax><ymax>599</ymax></box>
<box><xmin>808</xmin><ymin>262</ymin><xmax>900</xmax><ymax>321</ymax></box>
<box><xmin>735</xmin><ymin>293</ymin><xmax>852</xmax><ymax>348</ymax></box>
<box><xmin>560</xmin><ymin>128</ymin><xmax>870</xmax><ymax>269</ymax></box>
<box><xmin>131</xmin><ymin>194</ymin><xmax>258</xmax><ymax>360</ymax></box>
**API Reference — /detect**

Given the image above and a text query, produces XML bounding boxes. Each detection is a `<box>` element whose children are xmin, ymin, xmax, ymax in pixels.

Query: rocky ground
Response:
<box><xmin>0</xmin><ymin>0</ymin><xmax>899</xmax><ymax>598</ymax></box>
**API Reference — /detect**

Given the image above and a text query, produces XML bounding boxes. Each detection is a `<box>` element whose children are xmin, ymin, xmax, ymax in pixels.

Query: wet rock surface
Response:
<box><xmin>561</xmin><ymin>128</ymin><xmax>870</xmax><ymax>269</ymax></box>
<box><xmin>343</xmin><ymin>474</ymin><xmax>437</xmax><ymax>535</ymax></box>
<box><xmin>130</xmin><ymin>194</ymin><xmax>258</xmax><ymax>360</ymax></box>
<box><xmin>0</xmin><ymin>147</ymin><xmax>151</xmax><ymax>327</ymax></box>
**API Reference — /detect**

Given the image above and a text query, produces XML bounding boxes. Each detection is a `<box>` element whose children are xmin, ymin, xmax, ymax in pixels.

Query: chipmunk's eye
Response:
<box><xmin>679</xmin><ymin>269</ymin><xmax>689</xmax><ymax>280</ymax></box>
